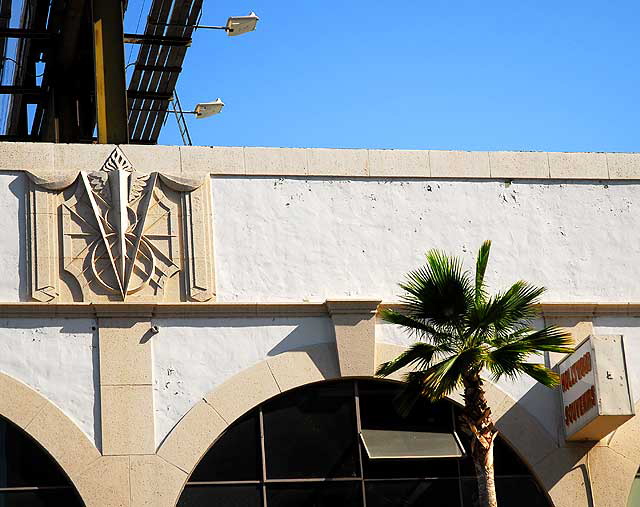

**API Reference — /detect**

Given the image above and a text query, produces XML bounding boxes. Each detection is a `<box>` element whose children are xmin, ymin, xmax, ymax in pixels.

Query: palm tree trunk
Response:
<box><xmin>462</xmin><ymin>371</ymin><xmax>498</xmax><ymax>507</ymax></box>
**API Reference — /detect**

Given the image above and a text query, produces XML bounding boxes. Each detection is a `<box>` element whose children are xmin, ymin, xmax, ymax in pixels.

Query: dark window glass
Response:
<box><xmin>0</xmin><ymin>419</ymin><xmax>71</xmax><ymax>488</ymax></box>
<box><xmin>178</xmin><ymin>484</ymin><xmax>261</xmax><ymax>507</ymax></box>
<box><xmin>365</xmin><ymin>479</ymin><xmax>461</xmax><ymax>507</ymax></box>
<box><xmin>177</xmin><ymin>380</ymin><xmax>551</xmax><ymax>507</ymax></box>
<box><xmin>492</xmin><ymin>438</ymin><xmax>532</xmax><ymax>477</ymax></box>
<box><xmin>190</xmin><ymin>410</ymin><xmax>260</xmax><ymax>482</ymax></box>
<box><xmin>0</xmin><ymin>489</ymin><xmax>82</xmax><ymax>507</ymax></box>
<box><xmin>358</xmin><ymin>381</ymin><xmax>453</xmax><ymax>433</ymax></box>
<box><xmin>457</xmin><ymin>433</ymin><xmax>531</xmax><ymax>478</ymax></box>
<box><xmin>263</xmin><ymin>382</ymin><xmax>359</xmax><ymax>479</ymax></box>
<box><xmin>362</xmin><ymin>450</ymin><xmax>459</xmax><ymax>479</ymax></box>
<box><xmin>266</xmin><ymin>481</ymin><xmax>362</xmax><ymax>507</ymax></box>
<box><xmin>461</xmin><ymin>477</ymin><xmax>549</xmax><ymax>507</ymax></box>
<box><xmin>359</xmin><ymin>380</ymin><xmax>458</xmax><ymax>478</ymax></box>
<box><xmin>495</xmin><ymin>477</ymin><xmax>550</xmax><ymax>506</ymax></box>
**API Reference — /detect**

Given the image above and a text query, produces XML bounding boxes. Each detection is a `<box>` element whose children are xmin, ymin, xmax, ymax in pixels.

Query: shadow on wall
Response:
<box><xmin>8</xmin><ymin>174</ymin><xmax>27</xmax><ymax>301</ymax></box>
<box><xmin>267</xmin><ymin>319</ymin><xmax>337</xmax><ymax>357</ymax></box>
<box><xmin>497</xmin><ymin>375</ymin><xmax>597</xmax><ymax>507</ymax></box>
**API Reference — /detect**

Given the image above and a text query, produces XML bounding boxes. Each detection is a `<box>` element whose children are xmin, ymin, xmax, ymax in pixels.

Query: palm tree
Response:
<box><xmin>376</xmin><ymin>240</ymin><xmax>573</xmax><ymax>507</ymax></box>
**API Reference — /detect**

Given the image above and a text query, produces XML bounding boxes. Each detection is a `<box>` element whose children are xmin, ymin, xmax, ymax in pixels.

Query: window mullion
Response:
<box><xmin>259</xmin><ymin>406</ymin><xmax>268</xmax><ymax>507</ymax></box>
<box><xmin>354</xmin><ymin>380</ymin><xmax>367</xmax><ymax>507</ymax></box>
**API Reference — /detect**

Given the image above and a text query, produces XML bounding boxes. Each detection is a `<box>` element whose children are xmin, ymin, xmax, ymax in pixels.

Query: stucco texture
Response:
<box><xmin>211</xmin><ymin>177</ymin><xmax>640</xmax><ymax>303</ymax></box>
<box><xmin>0</xmin><ymin>317</ymin><xmax>98</xmax><ymax>445</ymax></box>
<box><xmin>152</xmin><ymin>316</ymin><xmax>335</xmax><ymax>445</ymax></box>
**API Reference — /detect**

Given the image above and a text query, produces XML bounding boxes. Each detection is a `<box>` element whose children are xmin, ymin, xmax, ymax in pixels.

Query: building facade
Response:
<box><xmin>0</xmin><ymin>143</ymin><xmax>639</xmax><ymax>506</ymax></box>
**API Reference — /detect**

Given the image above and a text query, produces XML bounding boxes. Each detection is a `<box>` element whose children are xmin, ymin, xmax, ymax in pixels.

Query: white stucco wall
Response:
<box><xmin>0</xmin><ymin>173</ymin><xmax>24</xmax><ymax>301</ymax></box>
<box><xmin>211</xmin><ymin>177</ymin><xmax>640</xmax><ymax>303</ymax></box>
<box><xmin>0</xmin><ymin>317</ymin><xmax>98</xmax><ymax>445</ymax></box>
<box><xmin>152</xmin><ymin>316</ymin><xmax>335</xmax><ymax>446</ymax></box>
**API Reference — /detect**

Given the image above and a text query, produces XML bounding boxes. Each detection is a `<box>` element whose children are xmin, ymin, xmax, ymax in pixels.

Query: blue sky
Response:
<box><xmin>124</xmin><ymin>1</ymin><xmax>640</xmax><ymax>151</ymax></box>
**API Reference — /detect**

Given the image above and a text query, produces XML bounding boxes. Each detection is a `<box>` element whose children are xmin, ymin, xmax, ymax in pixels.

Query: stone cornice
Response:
<box><xmin>2</xmin><ymin>142</ymin><xmax>640</xmax><ymax>180</ymax></box>
<box><xmin>1</xmin><ymin>301</ymin><xmax>640</xmax><ymax>318</ymax></box>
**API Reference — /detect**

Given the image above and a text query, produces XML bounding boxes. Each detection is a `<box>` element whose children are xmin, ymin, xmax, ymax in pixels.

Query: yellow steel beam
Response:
<box><xmin>92</xmin><ymin>0</ymin><xmax>129</xmax><ymax>144</ymax></box>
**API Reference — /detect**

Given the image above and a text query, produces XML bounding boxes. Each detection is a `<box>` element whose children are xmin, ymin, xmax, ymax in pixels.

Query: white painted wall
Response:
<box><xmin>211</xmin><ymin>177</ymin><xmax>640</xmax><ymax>303</ymax></box>
<box><xmin>0</xmin><ymin>317</ymin><xmax>98</xmax><ymax>446</ymax></box>
<box><xmin>152</xmin><ymin>316</ymin><xmax>335</xmax><ymax>446</ymax></box>
<box><xmin>0</xmin><ymin>173</ymin><xmax>24</xmax><ymax>301</ymax></box>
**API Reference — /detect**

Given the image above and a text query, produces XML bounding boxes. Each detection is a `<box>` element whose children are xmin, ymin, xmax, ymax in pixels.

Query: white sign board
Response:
<box><xmin>558</xmin><ymin>335</ymin><xmax>634</xmax><ymax>441</ymax></box>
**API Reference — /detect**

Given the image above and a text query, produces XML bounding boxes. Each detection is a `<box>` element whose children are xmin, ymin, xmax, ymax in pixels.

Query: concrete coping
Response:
<box><xmin>1</xmin><ymin>301</ymin><xmax>640</xmax><ymax>318</ymax></box>
<box><xmin>2</xmin><ymin>142</ymin><xmax>640</xmax><ymax>180</ymax></box>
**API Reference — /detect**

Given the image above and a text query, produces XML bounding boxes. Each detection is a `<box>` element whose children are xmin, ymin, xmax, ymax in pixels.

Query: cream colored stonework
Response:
<box><xmin>101</xmin><ymin>385</ymin><xmax>155</xmax><ymax>455</ymax></box>
<box><xmin>157</xmin><ymin>400</ymin><xmax>228</xmax><ymax>474</ymax></box>
<box><xmin>327</xmin><ymin>299</ymin><xmax>380</xmax><ymax>377</ymax></box>
<box><xmin>129</xmin><ymin>455</ymin><xmax>188</xmax><ymax>507</ymax></box>
<box><xmin>76</xmin><ymin>456</ymin><xmax>131</xmax><ymax>507</ymax></box>
<box><xmin>27</xmin><ymin>147</ymin><xmax>215</xmax><ymax>303</ymax></box>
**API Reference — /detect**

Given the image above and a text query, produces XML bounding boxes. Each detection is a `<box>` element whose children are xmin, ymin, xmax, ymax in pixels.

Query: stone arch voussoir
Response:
<box><xmin>0</xmin><ymin>371</ymin><xmax>101</xmax><ymax>505</ymax></box>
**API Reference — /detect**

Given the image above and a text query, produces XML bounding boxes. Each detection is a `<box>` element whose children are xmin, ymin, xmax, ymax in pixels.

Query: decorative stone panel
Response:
<box><xmin>26</xmin><ymin>147</ymin><xmax>215</xmax><ymax>302</ymax></box>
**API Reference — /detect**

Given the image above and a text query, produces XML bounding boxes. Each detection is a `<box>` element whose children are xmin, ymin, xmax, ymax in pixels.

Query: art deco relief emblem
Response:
<box><xmin>27</xmin><ymin>148</ymin><xmax>215</xmax><ymax>302</ymax></box>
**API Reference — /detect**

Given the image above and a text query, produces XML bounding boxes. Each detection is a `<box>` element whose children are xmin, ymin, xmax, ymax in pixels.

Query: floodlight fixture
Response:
<box><xmin>153</xmin><ymin>12</ymin><xmax>259</xmax><ymax>36</ymax></box>
<box><xmin>225</xmin><ymin>12</ymin><xmax>259</xmax><ymax>36</ymax></box>
<box><xmin>194</xmin><ymin>99</ymin><xmax>224</xmax><ymax>119</ymax></box>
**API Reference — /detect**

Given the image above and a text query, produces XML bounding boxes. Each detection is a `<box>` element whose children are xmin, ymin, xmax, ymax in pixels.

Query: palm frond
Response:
<box><xmin>475</xmin><ymin>240</ymin><xmax>491</xmax><ymax>304</ymax></box>
<box><xmin>514</xmin><ymin>326</ymin><xmax>574</xmax><ymax>353</ymax></box>
<box><xmin>376</xmin><ymin>342</ymin><xmax>446</xmax><ymax>377</ymax></box>
<box><xmin>486</xmin><ymin>341</ymin><xmax>530</xmax><ymax>381</ymax></box>
<box><xmin>393</xmin><ymin>370</ymin><xmax>430</xmax><ymax>416</ymax></box>
<box><xmin>379</xmin><ymin>308</ymin><xmax>453</xmax><ymax>344</ymax></box>
<box><xmin>486</xmin><ymin>326</ymin><xmax>573</xmax><ymax>381</ymax></box>
<box><xmin>405</xmin><ymin>347</ymin><xmax>482</xmax><ymax>402</ymax></box>
<box><xmin>471</xmin><ymin>281</ymin><xmax>545</xmax><ymax>334</ymax></box>
<box><xmin>398</xmin><ymin>249</ymin><xmax>473</xmax><ymax>330</ymax></box>
<box><xmin>520</xmin><ymin>363</ymin><xmax>560</xmax><ymax>388</ymax></box>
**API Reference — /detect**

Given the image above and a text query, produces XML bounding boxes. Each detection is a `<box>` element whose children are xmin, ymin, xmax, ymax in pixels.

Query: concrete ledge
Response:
<box><xmin>2</xmin><ymin>301</ymin><xmax>640</xmax><ymax>318</ymax></box>
<box><xmin>4</xmin><ymin>143</ymin><xmax>640</xmax><ymax>180</ymax></box>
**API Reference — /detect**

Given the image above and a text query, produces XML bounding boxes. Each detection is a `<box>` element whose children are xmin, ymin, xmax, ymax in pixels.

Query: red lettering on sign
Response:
<box><xmin>564</xmin><ymin>385</ymin><xmax>597</xmax><ymax>426</ymax></box>
<box><xmin>561</xmin><ymin>351</ymin><xmax>592</xmax><ymax>392</ymax></box>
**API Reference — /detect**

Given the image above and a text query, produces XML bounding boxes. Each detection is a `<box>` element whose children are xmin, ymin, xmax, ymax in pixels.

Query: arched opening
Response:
<box><xmin>0</xmin><ymin>415</ymin><xmax>84</xmax><ymax>506</ymax></box>
<box><xmin>176</xmin><ymin>379</ymin><xmax>550</xmax><ymax>507</ymax></box>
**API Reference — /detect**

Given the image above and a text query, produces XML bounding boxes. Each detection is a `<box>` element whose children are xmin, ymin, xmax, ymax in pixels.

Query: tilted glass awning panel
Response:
<box><xmin>360</xmin><ymin>429</ymin><xmax>465</xmax><ymax>459</ymax></box>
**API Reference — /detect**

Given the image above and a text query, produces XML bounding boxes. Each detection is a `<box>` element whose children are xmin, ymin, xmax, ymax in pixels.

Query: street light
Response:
<box><xmin>225</xmin><ymin>12</ymin><xmax>259</xmax><ymax>36</ymax></box>
<box><xmin>153</xmin><ymin>12</ymin><xmax>259</xmax><ymax>36</ymax></box>
<box><xmin>194</xmin><ymin>99</ymin><xmax>225</xmax><ymax>118</ymax></box>
<box><xmin>166</xmin><ymin>95</ymin><xmax>224</xmax><ymax>146</ymax></box>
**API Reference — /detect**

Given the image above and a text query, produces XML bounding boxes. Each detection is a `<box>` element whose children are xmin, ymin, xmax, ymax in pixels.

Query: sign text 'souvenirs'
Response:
<box><xmin>561</xmin><ymin>351</ymin><xmax>597</xmax><ymax>426</ymax></box>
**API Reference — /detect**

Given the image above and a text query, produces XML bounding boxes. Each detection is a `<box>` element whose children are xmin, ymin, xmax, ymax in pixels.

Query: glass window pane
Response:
<box><xmin>266</xmin><ymin>481</ymin><xmax>362</xmax><ymax>507</ymax></box>
<box><xmin>0</xmin><ymin>489</ymin><xmax>84</xmax><ymax>507</ymax></box>
<box><xmin>178</xmin><ymin>484</ymin><xmax>261</xmax><ymax>507</ymax></box>
<box><xmin>358</xmin><ymin>381</ymin><xmax>453</xmax><ymax>433</ymax></box>
<box><xmin>365</xmin><ymin>479</ymin><xmax>461</xmax><ymax>507</ymax></box>
<box><xmin>495</xmin><ymin>477</ymin><xmax>551</xmax><ymax>506</ymax></box>
<box><xmin>461</xmin><ymin>477</ymin><xmax>551</xmax><ymax>507</ymax></box>
<box><xmin>362</xmin><ymin>449</ymin><xmax>459</xmax><ymax>479</ymax></box>
<box><xmin>456</xmin><ymin>433</ymin><xmax>531</xmax><ymax>478</ymax></box>
<box><xmin>360</xmin><ymin>429</ymin><xmax>464</xmax><ymax>459</ymax></box>
<box><xmin>492</xmin><ymin>438</ymin><xmax>533</xmax><ymax>477</ymax></box>
<box><xmin>0</xmin><ymin>418</ymin><xmax>71</xmax><ymax>487</ymax></box>
<box><xmin>263</xmin><ymin>381</ymin><xmax>359</xmax><ymax>479</ymax></box>
<box><xmin>189</xmin><ymin>410</ymin><xmax>260</xmax><ymax>482</ymax></box>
